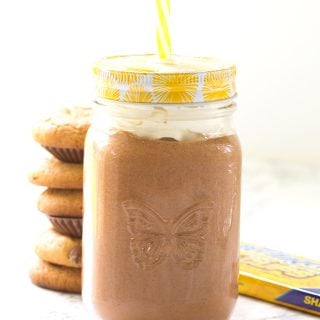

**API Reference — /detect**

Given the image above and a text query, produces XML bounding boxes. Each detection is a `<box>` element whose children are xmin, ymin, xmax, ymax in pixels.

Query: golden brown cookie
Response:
<box><xmin>48</xmin><ymin>216</ymin><xmax>83</xmax><ymax>238</ymax></box>
<box><xmin>32</xmin><ymin>106</ymin><xmax>91</xmax><ymax>163</ymax></box>
<box><xmin>28</xmin><ymin>157</ymin><xmax>83</xmax><ymax>189</ymax></box>
<box><xmin>35</xmin><ymin>229</ymin><xmax>82</xmax><ymax>268</ymax></box>
<box><xmin>38</xmin><ymin>188</ymin><xmax>83</xmax><ymax>217</ymax></box>
<box><xmin>29</xmin><ymin>258</ymin><xmax>81</xmax><ymax>293</ymax></box>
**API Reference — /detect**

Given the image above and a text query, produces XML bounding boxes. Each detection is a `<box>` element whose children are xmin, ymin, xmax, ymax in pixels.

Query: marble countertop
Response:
<box><xmin>5</xmin><ymin>287</ymin><xmax>319</xmax><ymax>320</ymax></box>
<box><xmin>2</xmin><ymin>157</ymin><xmax>319</xmax><ymax>319</ymax></box>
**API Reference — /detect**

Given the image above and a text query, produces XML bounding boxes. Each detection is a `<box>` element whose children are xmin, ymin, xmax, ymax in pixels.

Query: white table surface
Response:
<box><xmin>1</xmin><ymin>156</ymin><xmax>319</xmax><ymax>319</ymax></box>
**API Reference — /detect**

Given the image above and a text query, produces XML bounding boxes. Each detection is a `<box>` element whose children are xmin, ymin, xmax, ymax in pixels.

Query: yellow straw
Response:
<box><xmin>156</xmin><ymin>0</ymin><xmax>171</xmax><ymax>59</ymax></box>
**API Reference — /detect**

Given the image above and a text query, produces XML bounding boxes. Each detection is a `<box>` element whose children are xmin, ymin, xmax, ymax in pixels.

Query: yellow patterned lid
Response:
<box><xmin>93</xmin><ymin>54</ymin><xmax>236</xmax><ymax>104</ymax></box>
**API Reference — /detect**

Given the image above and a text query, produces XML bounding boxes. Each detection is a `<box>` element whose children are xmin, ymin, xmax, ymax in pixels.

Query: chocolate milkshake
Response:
<box><xmin>83</xmin><ymin>55</ymin><xmax>241</xmax><ymax>320</ymax></box>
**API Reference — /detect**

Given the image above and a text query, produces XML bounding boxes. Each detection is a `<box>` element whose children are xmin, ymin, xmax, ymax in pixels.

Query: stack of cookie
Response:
<box><xmin>28</xmin><ymin>107</ymin><xmax>91</xmax><ymax>293</ymax></box>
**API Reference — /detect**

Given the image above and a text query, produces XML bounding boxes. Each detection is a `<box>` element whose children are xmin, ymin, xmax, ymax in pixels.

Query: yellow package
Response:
<box><xmin>239</xmin><ymin>243</ymin><xmax>320</xmax><ymax>316</ymax></box>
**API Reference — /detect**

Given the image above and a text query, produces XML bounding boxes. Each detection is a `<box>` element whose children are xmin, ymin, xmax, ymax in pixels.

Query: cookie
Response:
<box><xmin>38</xmin><ymin>188</ymin><xmax>83</xmax><ymax>237</ymax></box>
<box><xmin>28</xmin><ymin>157</ymin><xmax>83</xmax><ymax>189</ymax></box>
<box><xmin>30</xmin><ymin>258</ymin><xmax>81</xmax><ymax>293</ymax></box>
<box><xmin>32</xmin><ymin>106</ymin><xmax>91</xmax><ymax>163</ymax></box>
<box><xmin>38</xmin><ymin>189</ymin><xmax>83</xmax><ymax>217</ymax></box>
<box><xmin>35</xmin><ymin>229</ymin><xmax>82</xmax><ymax>268</ymax></box>
<box><xmin>48</xmin><ymin>216</ymin><xmax>83</xmax><ymax>238</ymax></box>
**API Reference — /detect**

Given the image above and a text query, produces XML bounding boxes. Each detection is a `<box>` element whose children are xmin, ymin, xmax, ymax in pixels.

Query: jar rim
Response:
<box><xmin>93</xmin><ymin>54</ymin><xmax>236</xmax><ymax>104</ymax></box>
<box><xmin>92</xmin><ymin>97</ymin><xmax>236</xmax><ymax>122</ymax></box>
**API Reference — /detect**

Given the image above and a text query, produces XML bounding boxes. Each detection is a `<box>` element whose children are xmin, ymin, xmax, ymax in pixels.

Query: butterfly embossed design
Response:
<box><xmin>122</xmin><ymin>200</ymin><xmax>214</xmax><ymax>270</ymax></box>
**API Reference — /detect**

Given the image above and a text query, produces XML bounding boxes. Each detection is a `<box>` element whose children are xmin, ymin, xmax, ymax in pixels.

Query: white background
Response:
<box><xmin>0</xmin><ymin>0</ymin><xmax>319</xmax><ymax>257</ymax></box>
<box><xmin>1</xmin><ymin>0</ymin><xmax>320</xmax><ymax>163</ymax></box>
<box><xmin>1</xmin><ymin>0</ymin><xmax>320</xmax><ymax>241</ymax></box>
<box><xmin>0</xmin><ymin>0</ymin><xmax>319</xmax><ymax>312</ymax></box>
<box><xmin>0</xmin><ymin>1</ymin><xmax>318</xmax><ymax>235</ymax></box>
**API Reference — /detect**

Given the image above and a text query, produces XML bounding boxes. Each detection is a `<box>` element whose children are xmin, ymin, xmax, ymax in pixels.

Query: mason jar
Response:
<box><xmin>83</xmin><ymin>54</ymin><xmax>241</xmax><ymax>320</ymax></box>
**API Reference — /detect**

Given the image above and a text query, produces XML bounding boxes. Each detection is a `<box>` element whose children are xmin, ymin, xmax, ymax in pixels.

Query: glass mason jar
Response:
<box><xmin>83</xmin><ymin>55</ymin><xmax>241</xmax><ymax>320</ymax></box>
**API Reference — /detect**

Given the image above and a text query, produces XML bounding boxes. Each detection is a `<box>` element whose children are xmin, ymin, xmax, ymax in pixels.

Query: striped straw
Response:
<box><xmin>156</xmin><ymin>0</ymin><xmax>171</xmax><ymax>59</ymax></box>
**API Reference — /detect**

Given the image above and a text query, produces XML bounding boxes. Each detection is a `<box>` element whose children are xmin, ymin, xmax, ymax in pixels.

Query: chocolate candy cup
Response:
<box><xmin>48</xmin><ymin>216</ymin><xmax>83</xmax><ymax>238</ymax></box>
<box><xmin>43</xmin><ymin>146</ymin><xmax>84</xmax><ymax>163</ymax></box>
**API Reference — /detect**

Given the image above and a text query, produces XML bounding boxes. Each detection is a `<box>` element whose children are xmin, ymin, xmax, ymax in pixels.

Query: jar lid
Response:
<box><xmin>93</xmin><ymin>54</ymin><xmax>236</xmax><ymax>104</ymax></box>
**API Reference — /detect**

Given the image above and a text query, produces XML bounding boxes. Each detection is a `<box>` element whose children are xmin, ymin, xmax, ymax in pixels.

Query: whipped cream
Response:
<box><xmin>92</xmin><ymin>99</ymin><xmax>236</xmax><ymax>141</ymax></box>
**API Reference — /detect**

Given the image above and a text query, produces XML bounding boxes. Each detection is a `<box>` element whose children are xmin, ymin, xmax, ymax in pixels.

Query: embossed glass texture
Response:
<box><xmin>83</xmin><ymin>100</ymin><xmax>241</xmax><ymax>320</ymax></box>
